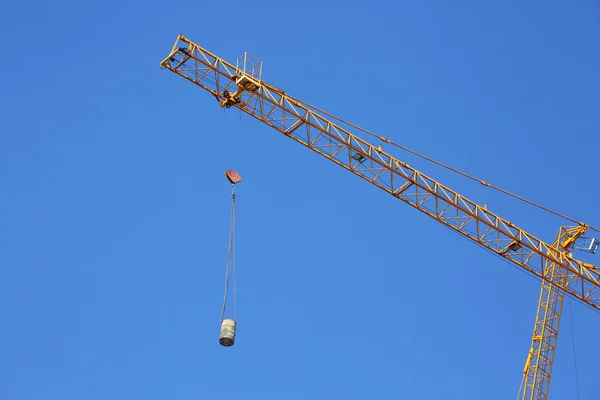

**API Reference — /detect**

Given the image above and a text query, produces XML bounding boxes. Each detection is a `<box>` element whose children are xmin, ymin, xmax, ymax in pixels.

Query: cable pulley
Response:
<box><xmin>219</xmin><ymin>169</ymin><xmax>242</xmax><ymax>347</ymax></box>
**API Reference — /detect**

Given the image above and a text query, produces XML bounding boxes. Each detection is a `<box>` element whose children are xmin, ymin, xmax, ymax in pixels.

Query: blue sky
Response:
<box><xmin>1</xmin><ymin>0</ymin><xmax>599</xmax><ymax>399</ymax></box>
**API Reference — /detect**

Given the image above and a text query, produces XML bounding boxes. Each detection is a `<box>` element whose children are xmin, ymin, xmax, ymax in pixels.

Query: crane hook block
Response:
<box><xmin>225</xmin><ymin>170</ymin><xmax>242</xmax><ymax>185</ymax></box>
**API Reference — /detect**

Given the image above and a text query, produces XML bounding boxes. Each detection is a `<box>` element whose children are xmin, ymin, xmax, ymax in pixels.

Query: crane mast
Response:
<box><xmin>519</xmin><ymin>226</ymin><xmax>595</xmax><ymax>399</ymax></box>
<box><xmin>160</xmin><ymin>34</ymin><xmax>600</xmax><ymax>398</ymax></box>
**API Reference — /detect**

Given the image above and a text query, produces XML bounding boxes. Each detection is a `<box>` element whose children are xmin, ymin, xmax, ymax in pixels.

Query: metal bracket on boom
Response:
<box><xmin>502</xmin><ymin>240</ymin><xmax>521</xmax><ymax>254</ymax></box>
<box><xmin>219</xmin><ymin>51</ymin><xmax>262</xmax><ymax>108</ymax></box>
<box><xmin>220</xmin><ymin>87</ymin><xmax>243</xmax><ymax>108</ymax></box>
<box><xmin>219</xmin><ymin>73</ymin><xmax>261</xmax><ymax>108</ymax></box>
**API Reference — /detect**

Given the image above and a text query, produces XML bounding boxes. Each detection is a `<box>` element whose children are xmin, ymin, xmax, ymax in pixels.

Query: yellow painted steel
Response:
<box><xmin>160</xmin><ymin>34</ymin><xmax>599</xmax><ymax>398</ymax></box>
<box><xmin>518</xmin><ymin>226</ymin><xmax>588</xmax><ymax>400</ymax></box>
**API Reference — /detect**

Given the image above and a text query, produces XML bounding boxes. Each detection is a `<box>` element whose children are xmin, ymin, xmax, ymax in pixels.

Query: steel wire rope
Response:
<box><xmin>286</xmin><ymin>94</ymin><xmax>595</xmax><ymax>397</ymax></box>
<box><xmin>220</xmin><ymin>185</ymin><xmax>237</xmax><ymax>322</ymax></box>
<box><xmin>220</xmin><ymin>111</ymin><xmax>238</xmax><ymax>323</ymax></box>
<box><xmin>223</xmin><ymin>108</ymin><xmax>228</xmax><ymax>169</ymax></box>
<box><xmin>286</xmin><ymin>95</ymin><xmax>599</xmax><ymax>234</ymax></box>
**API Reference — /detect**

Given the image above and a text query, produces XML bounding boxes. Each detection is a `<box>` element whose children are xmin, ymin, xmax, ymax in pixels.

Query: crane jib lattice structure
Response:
<box><xmin>160</xmin><ymin>34</ymin><xmax>600</xmax><ymax>399</ymax></box>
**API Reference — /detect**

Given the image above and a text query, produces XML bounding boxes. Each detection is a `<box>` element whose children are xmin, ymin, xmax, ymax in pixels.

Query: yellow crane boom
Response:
<box><xmin>160</xmin><ymin>34</ymin><xmax>599</xmax><ymax>399</ymax></box>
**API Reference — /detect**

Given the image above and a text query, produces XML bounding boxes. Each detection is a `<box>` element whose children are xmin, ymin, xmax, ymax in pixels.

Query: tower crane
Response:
<box><xmin>160</xmin><ymin>34</ymin><xmax>600</xmax><ymax>399</ymax></box>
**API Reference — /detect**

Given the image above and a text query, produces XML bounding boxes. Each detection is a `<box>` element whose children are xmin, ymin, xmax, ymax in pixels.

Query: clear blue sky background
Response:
<box><xmin>1</xmin><ymin>1</ymin><xmax>599</xmax><ymax>399</ymax></box>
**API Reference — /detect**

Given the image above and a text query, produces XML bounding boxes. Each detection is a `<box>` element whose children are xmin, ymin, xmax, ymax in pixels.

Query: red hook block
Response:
<box><xmin>225</xmin><ymin>170</ymin><xmax>242</xmax><ymax>184</ymax></box>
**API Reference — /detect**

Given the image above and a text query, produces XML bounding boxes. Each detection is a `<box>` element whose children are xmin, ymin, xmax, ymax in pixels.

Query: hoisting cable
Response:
<box><xmin>288</xmin><ymin>95</ymin><xmax>599</xmax><ymax>233</ymax></box>
<box><xmin>220</xmin><ymin>182</ymin><xmax>237</xmax><ymax>323</ymax></box>
<box><xmin>223</xmin><ymin>108</ymin><xmax>228</xmax><ymax>169</ymax></box>
<box><xmin>218</xmin><ymin>106</ymin><xmax>243</xmax><ymax>347</ymax></box>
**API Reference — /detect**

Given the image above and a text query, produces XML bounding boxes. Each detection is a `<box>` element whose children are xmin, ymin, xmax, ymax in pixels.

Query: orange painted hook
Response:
<box><xmin>225</xmin><ymin>170</ymin><xmax>242</xmax><ymax>184</ymax></box>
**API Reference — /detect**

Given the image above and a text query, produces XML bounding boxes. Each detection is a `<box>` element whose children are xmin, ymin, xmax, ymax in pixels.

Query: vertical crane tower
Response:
<box><xmin>160</xmin><ymin>34</ymin><xmax>600</xmax><ymax>399</ymax></box>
